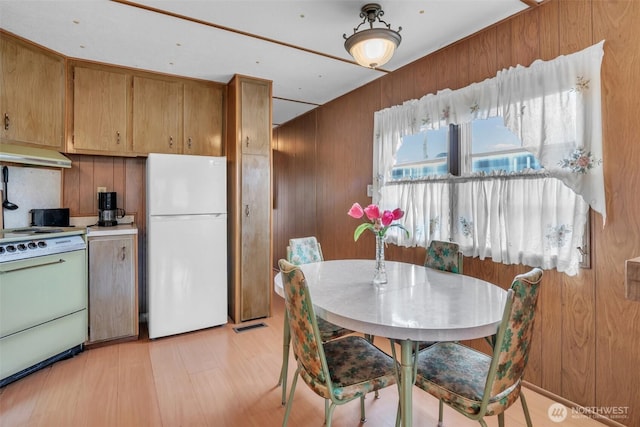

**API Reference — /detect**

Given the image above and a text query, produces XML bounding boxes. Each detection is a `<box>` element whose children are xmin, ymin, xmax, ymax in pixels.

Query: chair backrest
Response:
<box><xmin>424</xmin><ymin>240</ymin><xmax>463</xmax><ymax>274</ymax></box>
<box><xmin>287</xmin><ymin>236</ymin><xmax>324</xmax><ymax>265</ymax></box>
<box><xmin>278</xmin><ymin>259</ymin><xmax>328</xmax><ymax>386</ymax></box>
<box><xmin>487</xmin><ymin>268</ymin><xmax>543</xmax><ymax>397</ymax></box>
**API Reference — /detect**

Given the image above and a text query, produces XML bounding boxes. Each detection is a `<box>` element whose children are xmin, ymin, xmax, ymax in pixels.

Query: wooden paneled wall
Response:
<box><xmin>62</xmin><ymin>154</ymin><xmax>147</xmax><ymax>313</ymax></box>
<box><xmin>273</xmin><ymin>0</ymin><xmax>640</xmax><ymax>425</ymax></box>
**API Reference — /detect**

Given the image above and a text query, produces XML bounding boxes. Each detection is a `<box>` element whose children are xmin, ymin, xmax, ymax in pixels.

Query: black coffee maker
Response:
<box><xmin>98</xmin><ymin>192</ymin><xmax>125</xmax><ymax>226</ymax></box>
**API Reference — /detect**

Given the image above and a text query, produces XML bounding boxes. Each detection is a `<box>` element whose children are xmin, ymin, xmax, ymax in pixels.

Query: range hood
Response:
<box><xmin>0</xmin><ymin>144</ymin><xmax>72</xmax><ymax>168</ymax></box>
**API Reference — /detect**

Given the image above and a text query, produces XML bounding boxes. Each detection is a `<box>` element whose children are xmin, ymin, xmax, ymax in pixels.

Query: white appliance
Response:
<box><xmin>146</xmin><ymin>153</ymin><xmax>227</xmax><ymax>339</ymax></box>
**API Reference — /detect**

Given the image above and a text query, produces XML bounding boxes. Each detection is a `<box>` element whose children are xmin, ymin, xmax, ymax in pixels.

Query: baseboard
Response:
<box><xmin>523</xmin><ymin>382</ymin><xmax>629</xmax><ymax>427</ymax></box>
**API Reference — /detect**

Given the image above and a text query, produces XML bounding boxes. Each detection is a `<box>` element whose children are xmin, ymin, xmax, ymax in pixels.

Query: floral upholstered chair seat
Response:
<box><xmin>299</xmin><ymin>335</ymin><xmax>397</xmax><ymax>401</ymax></box>
<box><xmin>413</xmin><ymin>267</ymin><xmax>543</xmax><ymax>427</ymax></box>
<box><xmin>415</xmin><ymin>342</ymin><xmax>521</xmax><ymax>417</ymax></box>
<box><xmin>316</xmin><ymin>317</ymin><xmax>351</xmax><ymax>341</ymax></box>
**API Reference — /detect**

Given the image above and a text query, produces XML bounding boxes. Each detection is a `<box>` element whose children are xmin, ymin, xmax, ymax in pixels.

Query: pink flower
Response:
<box><xmin>348</xmin><ymin>202</ymin><xmax>364</xmax><ymax>219</ymax></box>
<box><xmin>364</xmin><ymin>204</ymin><xmax>380</xmax><ymax>220</ymax></box>
<box><xmin>348</xmin><ymin>202</ymin><xmax>409</xmax><ymax>241</ymax></box>
<box><xmin>381</xmin><ymin>210</ymin><xmax>395</xmax><ymax>226</ymax></box>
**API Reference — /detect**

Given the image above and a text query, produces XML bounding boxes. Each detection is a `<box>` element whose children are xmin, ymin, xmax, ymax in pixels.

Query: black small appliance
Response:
<box><xmin>98</xmin><ymin>192</ymin><xmax>125</xmax><ymax>226</ymax></box>
<box><xmin>30</xmin><ymin>208</ymin><xmax>70</xmax><ymax>227</ymax></box>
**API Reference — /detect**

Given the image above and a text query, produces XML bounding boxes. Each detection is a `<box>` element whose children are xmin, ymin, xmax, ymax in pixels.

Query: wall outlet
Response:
<box><xmin>367</xmin><ymin>184</ymin><xmax>373</xmax><ymax>197</ymax></box>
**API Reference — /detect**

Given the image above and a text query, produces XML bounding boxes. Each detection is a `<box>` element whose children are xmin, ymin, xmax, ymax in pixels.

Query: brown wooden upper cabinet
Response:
<box><xmin>0</xmin><ymin>33</ymin><xmax>64</xmax><ymax>149</ymax></box>
<box><xmin>132</xmin><ymin>76</ymin><xmax>182</xmax><ymax>155</ymax></box>
<box><xmin>1</xmin><ymin>33</ymin><xmax>224</xmax><ymax>157</ymax></box>
<box><xmin>239</xmin><ymin>79</ymin><xmax>270</xmax><ymax>156</ymax></box>
<box><xmin>71</xmin><ymin>66</ymin><xmax>129</xmax><ymax>154</ymax></box>
<box><xmin>131</xmin><ymin>76</ymin><xmax>224</xmax><ymax>156</ymax></box>
<box><xmin>69</xmin><ymin>67</ymin><xmax>224</xmax><ymax>157</ymax></box>
<box><xmin>183</xmin><ymin>81</ymin><xmax>224</xmax><ymax>157</ymax></box>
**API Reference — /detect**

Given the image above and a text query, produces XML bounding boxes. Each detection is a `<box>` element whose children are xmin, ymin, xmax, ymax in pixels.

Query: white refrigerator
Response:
<box><xmin>146</xmin><ymin>153</ymin><xmax>227</xmax><ymax>339</ymax></box>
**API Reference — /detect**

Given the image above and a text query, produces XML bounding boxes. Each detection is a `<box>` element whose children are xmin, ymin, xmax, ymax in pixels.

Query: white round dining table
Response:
<box><xmin>274</xmin><ymin>259</ymin><xmax>508</xmax><ymax>427</ymax></box>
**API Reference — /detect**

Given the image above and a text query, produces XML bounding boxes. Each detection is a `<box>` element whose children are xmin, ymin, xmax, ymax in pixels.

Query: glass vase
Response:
<box><xmin>373</xmin><ymin>233</ymin><xmax>388</xmax><ymax>285</ymax></box>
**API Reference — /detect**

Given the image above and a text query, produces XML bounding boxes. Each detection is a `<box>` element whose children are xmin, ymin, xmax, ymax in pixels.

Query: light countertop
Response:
<box><xmin>86</xmin><ymin>223</ymin><xmax>138</xmax><ymax>237</ymax></box>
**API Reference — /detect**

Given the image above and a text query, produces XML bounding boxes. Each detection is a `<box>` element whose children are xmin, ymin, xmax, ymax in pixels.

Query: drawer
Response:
<box><xmin>0</xmin><ymin>309</ymin><xmax>87</xmax><ymax>380</ymax></box>
<box><xmin>0</xmin><ymin>250</ymin><xmax>87</xmax><ymax>337</ymax></box>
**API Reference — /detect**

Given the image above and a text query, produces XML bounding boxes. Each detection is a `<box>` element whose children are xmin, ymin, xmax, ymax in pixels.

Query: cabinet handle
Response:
<box><xmin>4</xmin><ymin>113</ymin><xmax>9</xmax><ymax>131</ymax></box>
<box><xmin>121</xmin><ymin>246</ymin><xmax>126</xmax><ymax>261</ymax></box>
<box><xmin>245</xmin><ymin>204</ymin><xmax>250</xmax><ymax>217</ymax></box>
<box><xmin>116</xmin><ymin>131</ymin><xmax>121</xmax><ymax>144</ymax></box>
<box><xmin>1</xmin><ymin>258</ymin><xmax>65</xmax><ymax>274</ymax></box>
<box><xmin>245</xmin><ymin>136</ymin><xmax>249</xmax><ymax>147</ymax></box>
<box><xmin>169</xmin><ymin>136</ymin><xmax>174</xmax><ymax>147</ymax></box>
<box><xmin>188</xmin><ymin>137</ymin><xmax>192</xmax><ymax>148</ymax></box>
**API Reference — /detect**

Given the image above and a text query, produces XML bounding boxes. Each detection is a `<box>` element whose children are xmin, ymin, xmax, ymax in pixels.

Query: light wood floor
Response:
<box><xmin>0</xmin><ymin>293</ymin><xmax>609</xmax><ymax>427</ymax></box>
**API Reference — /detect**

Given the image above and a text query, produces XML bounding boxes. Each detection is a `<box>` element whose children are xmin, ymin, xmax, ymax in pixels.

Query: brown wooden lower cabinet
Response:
<box><xmin>88</xmin><ymin>231</ymin><xmax>138</xmax><ymax>344</ymax></box>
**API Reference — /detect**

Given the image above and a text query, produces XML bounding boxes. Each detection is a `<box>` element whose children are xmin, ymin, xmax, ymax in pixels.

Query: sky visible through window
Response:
<box><xmin>471</xmin><ymin>117</ymin><xmax>521</xmax><ymax>154</ymax></box>
<box><xmin>393</xmin><ymin>116</ymin><xmax>541</xmax><ymax>179</ymax></box>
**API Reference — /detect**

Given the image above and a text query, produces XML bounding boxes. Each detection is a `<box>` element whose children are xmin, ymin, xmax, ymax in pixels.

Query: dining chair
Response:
<box><xmin>411</xmin><ymin>267</ymin><xmax>543</xmax><ymax>427</ymax></box>
<box><xmin>278</xmin><ymin>259</ymin><xmax>398</xmax><ymax>427</ymax></box>
<box><xmin>278</xmin><ymin>236</ymin><xmax>355</xmax><ymax>406</ymax></box>
<box><xmin>424</xmin><ymin>240</ymin><xmax>463</xmax><ymax>274</ymax></box>
<box><xmin>389</xmin><ymin>241</ymin><xmax>464</xmax><ymax>353</ymax></box>
<box><xmin>286</xmin><ymin>236</ymin><xmax>324</xmax><ymax>264</ymax></box>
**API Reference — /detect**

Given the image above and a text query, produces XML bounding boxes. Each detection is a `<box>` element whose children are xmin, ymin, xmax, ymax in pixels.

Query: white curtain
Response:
<box><xmin>453</xmin><ymin>177</ymin><xmax>589</xmax><ymax>276</ymax></box>
<box><xmin>373</xmin><ymin>41</ymin><xmax>605</xmax><ymax>275</ymax></box>
<box><xmin>380</xmin><ymin>180</ymin><xmax>452</xmax><ymax>248</ymax></box>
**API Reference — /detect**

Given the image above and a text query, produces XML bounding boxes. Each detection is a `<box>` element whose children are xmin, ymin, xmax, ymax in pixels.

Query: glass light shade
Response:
<box><xmin>345</xmin><ymin>28</ymin><xmax>401</xmax><ymax>69</ymax></box>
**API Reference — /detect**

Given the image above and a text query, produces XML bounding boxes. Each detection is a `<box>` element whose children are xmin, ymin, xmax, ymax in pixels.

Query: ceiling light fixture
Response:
<box><xmin>343</xmin><ymin>3</ymin><xmax>402</xmax><ymax>69</ymax></box>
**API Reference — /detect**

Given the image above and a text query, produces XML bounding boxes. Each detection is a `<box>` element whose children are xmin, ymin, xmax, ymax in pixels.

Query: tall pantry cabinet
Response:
<box><xmin>226</xmin><ymin>75</ymin><xmax>272</xmax><ymax>323</ymax></box>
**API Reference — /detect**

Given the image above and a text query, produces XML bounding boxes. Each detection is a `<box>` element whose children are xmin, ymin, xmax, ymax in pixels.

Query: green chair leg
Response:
<box><xmin>496</xmin><ymin>413</ymin><xmax>503</xmax><ymax>427</ymax></box>
<box><xmin>437</xmin><ymin>399</ymin><xmax>444</xmax><ymax>427</ymax></box>
<box><xmin>326</xmin><ymin>401</ymin><xmax>337</xmax><ymax>427</ymax></box>
<box><xmin>520</xmin><ymin>391</ymin><xmax>533</xmax><ymax>427</ymax></box>
<box><xmin>363</xmin><ymin>334</ymin><xmax>380</xmax><ymax>399</ymax></box>
<box><xmin>360</xmin><ymin>395</ymin><xmax>366</xmax><ymax>422</ymax></box>
<box><xmin>282</xmin><ymin>368</ymin><xmax>299</xmax><ymax>427</ymax></box>
<box><xmin>279</xmin><ymin>311</ymin><xmax>291</xmax><ymax>406</ymax></box>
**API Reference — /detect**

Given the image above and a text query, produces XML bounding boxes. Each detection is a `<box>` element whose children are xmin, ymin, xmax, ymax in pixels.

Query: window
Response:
<box><xmin>393</xmin><ymin>117</ymin><xmax>542</xmax><ymax>179</ymax></box>
<box><xmin>390</xmin><ymin>117</ymin><xmax>589</xmax><ymax>270</ymax></box>
<box><xmin>392</xmin><ymin>127</ymin><xmax>448</xmax><ymax>179</ymax></box>
<box><xmin>374</xmin><ymin>42</ymin><xmax>604</xmax><ymax>276</ymax></box>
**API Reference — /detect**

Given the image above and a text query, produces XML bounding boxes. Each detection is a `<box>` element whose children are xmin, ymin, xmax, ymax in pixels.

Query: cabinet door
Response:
<box><xmin>132</xmin><ymin>76</ymin><xmax>181</xmax><ymax>154</ymax></box>
<box><xmin>240</xmin><ymin>79</ymin><xmax>270</xmax><ymax>156</ymax></box>
<box><xmin>88</xmin><ymin>235</ymin><xmax>137</xmax><ymax>342</ymax></box>
<box><xmin>0</xmin><ymin>35</ymin><xmax>64</xmax><ymax>148</ymax></box>
<box><xmin>72</xmin><ymin>67</ymin><xmax>128</xmax><ymax>153</ymax></box>
<box><xmin>240</xmin><ymin>153</ymin><xmax>271</xmax><ymax>321</ymax></box>
<box><xmin>183</xmin><ymin>82</ymin><xmax>223</xmax><ymax>156</ymax></box>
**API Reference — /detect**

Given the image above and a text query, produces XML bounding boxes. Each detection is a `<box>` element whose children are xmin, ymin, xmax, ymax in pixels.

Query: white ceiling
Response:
<box><xmin>0</xmin><ymin>0</ymin><xmax>535</xmax><ymax>127</ymax></box>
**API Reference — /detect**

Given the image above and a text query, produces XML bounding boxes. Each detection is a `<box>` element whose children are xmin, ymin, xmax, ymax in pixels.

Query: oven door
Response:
<box><xmin>0</xmin><ymin>250</ymin><xmax>87</xmax><ymax>337</ymax></box>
